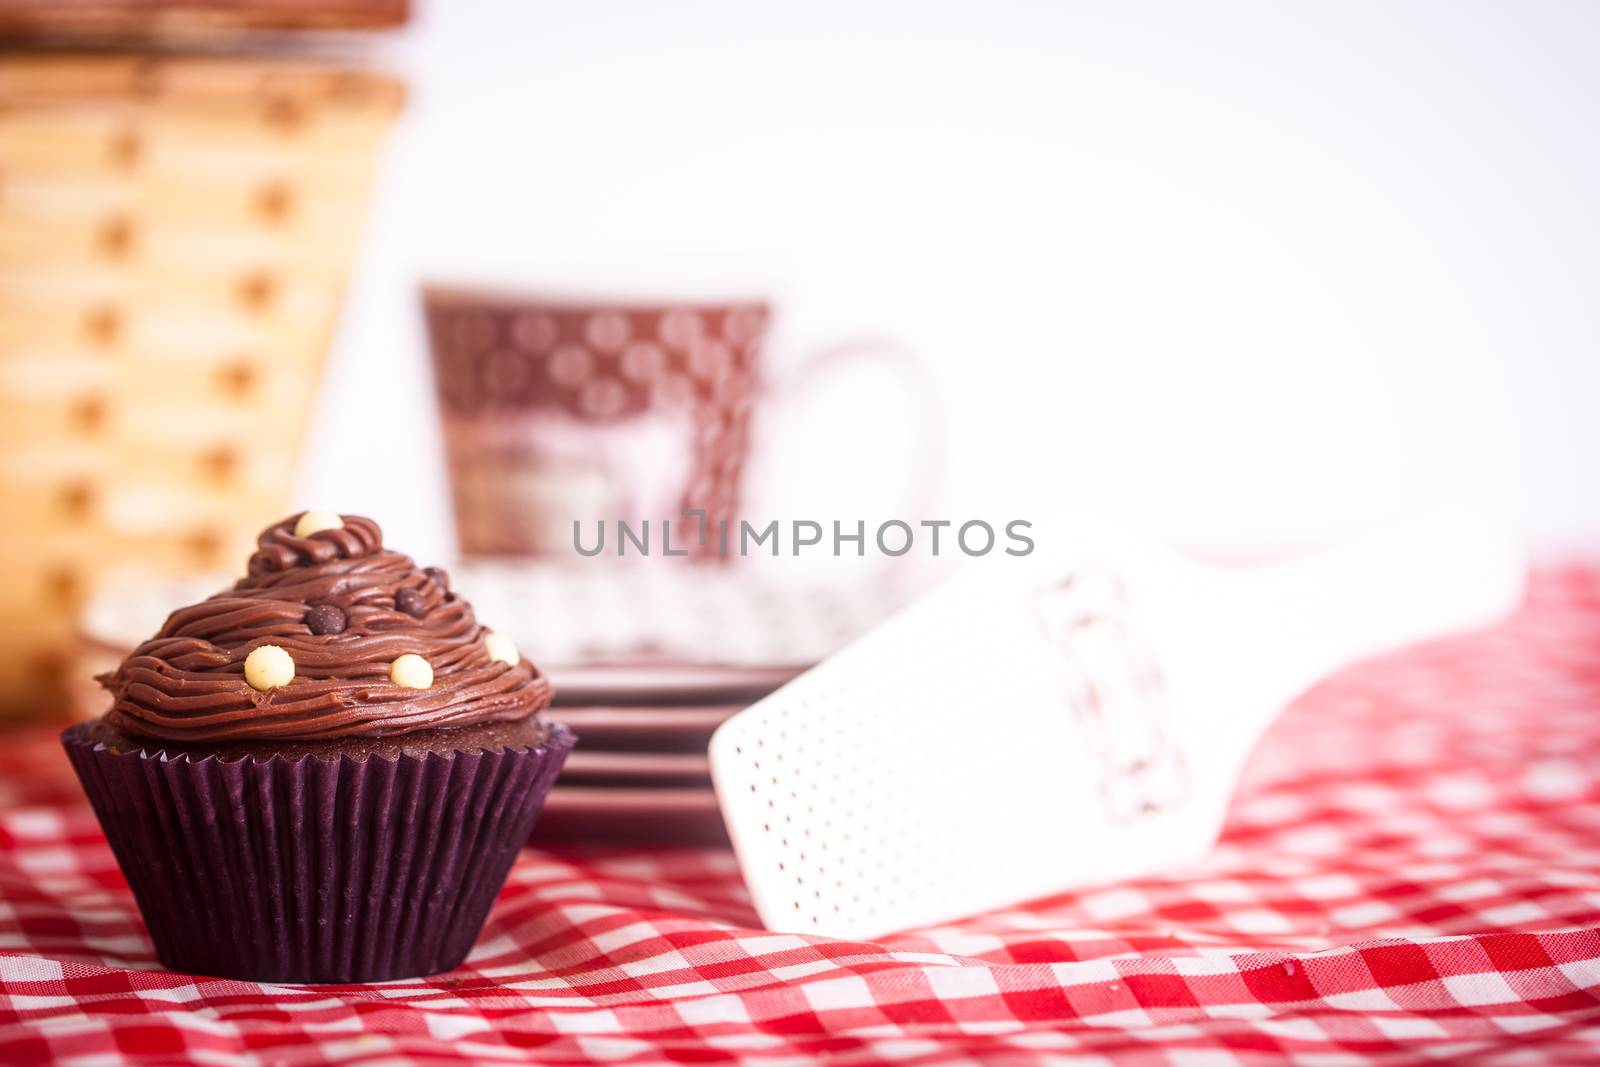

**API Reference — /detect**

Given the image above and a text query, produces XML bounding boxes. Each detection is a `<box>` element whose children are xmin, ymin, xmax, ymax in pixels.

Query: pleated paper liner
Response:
<box><xmin>61</xmin><ymin>722</ymin><xmax>573</xmax><ymax>984</ymax></box>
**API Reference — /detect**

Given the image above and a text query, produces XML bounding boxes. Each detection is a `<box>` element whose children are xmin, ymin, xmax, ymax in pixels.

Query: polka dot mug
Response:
<box><xmin>422</xmin><ymin>286</ymin><xmax>937</xmax><ymax>561</ymax></box>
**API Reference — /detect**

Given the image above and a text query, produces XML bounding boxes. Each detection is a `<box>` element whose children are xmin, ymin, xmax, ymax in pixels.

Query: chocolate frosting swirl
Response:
<box><xmin>99</xmin><ymin>514</ymin><xmax>552</xmax><ymax>742</ymax></box>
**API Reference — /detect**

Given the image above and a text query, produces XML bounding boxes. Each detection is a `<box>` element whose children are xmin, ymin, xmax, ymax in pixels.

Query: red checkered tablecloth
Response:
<box><xmin>3</xmin><ymin>567</ymin><xmax>1600</xmax><ymax>1066</ymax></box>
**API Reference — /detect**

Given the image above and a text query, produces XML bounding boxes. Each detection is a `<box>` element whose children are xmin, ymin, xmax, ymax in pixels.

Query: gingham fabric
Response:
<box><xmin>2</xmin><ymin>567</ymin><xmax>1599</xmax><ymax>1066</ymax></box>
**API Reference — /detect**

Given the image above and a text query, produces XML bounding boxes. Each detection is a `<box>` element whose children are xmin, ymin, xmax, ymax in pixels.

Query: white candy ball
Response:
<box><xmin>293</xmin><ymin>510</ymin><xmax>345</xmax><ymax>538</ymax></box>
<box><xmin>390</xmin><ymin>653</ymin><xmax>433</xmax><ymax>689</ymax></box>
<box><xmin>484</xmin><ymin>631</ymin><xmax>519</xmax><ymax>666</ymax></box>
<box><xmin>244</xmin><ymin>645</ymin><xmax>294</xmax><ymax>691</ymax></box>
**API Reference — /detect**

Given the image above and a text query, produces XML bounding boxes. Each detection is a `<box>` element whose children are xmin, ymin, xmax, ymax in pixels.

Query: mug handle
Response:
<box><xmin>747</xmin><ymin>337</ymin><xmax>943</xmax><ymax>541</ymax></box>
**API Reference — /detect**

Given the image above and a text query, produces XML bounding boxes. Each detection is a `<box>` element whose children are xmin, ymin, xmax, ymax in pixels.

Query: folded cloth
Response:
<box><xmin>1</xmin><ymin>567</ymin><xmax>1598</xmax><ymax>1065</ymax></box>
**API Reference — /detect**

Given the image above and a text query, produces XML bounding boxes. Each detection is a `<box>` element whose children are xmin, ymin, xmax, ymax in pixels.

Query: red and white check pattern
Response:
<box><xmin>3</xmin><ymin>567</ymin><xmax>1600</xmax><ymax>1066</ymax></box>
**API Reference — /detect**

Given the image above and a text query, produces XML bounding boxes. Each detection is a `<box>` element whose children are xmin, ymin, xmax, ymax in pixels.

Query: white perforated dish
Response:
<box><xmin>709</xmin><ymin>519</ymin><xmax>1523</xmax><ymax>939</ymax></box>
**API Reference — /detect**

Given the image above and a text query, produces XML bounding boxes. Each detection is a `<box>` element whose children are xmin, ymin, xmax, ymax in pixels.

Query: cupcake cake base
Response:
<box><xmin>62</xmin><ymin>719</ymin><xmax>574</xmax><ymax>984</ymax></box>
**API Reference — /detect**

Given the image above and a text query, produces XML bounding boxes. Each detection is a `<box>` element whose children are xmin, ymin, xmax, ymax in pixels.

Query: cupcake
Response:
<box><xmin>61</xmin><ymin>512</ymin><xmax>575</xmax><ymax>983</ymax></box>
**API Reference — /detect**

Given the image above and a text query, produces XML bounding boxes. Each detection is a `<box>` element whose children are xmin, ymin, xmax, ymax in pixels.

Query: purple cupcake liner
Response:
<box><xmin>61</xmin><ymin>721</ymin><xmax>574</xmax><ymax>984</ymax></box>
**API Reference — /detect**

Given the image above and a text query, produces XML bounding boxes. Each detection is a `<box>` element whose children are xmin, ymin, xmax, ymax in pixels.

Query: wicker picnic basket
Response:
<box><xmin>0</xmin><ymin>53</ymin><xmax>402</xmax><ymax>719</ymax></box>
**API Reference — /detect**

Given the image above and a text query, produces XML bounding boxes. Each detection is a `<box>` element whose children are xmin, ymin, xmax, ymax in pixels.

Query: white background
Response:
<box><xmin>301</xmin><ymin>0</ymin><xmax>1599</xmax><ymax>566</ymax></box>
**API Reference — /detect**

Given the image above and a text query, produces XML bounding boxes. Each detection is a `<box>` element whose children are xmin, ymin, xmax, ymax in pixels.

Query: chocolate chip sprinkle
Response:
<box><xmin>424</xmin><ymin>566</ymin><xmax>449</xmax><ymax>592</ymax></box>
<box><xmin>395</xmin><ymin>588</ymin><xmax>428</xmax><ymax>619</ymax></box>
<box><xmin>305</xmin><ymin>603</ymin><xmax>346</xmax><ymax>636</ymax></box>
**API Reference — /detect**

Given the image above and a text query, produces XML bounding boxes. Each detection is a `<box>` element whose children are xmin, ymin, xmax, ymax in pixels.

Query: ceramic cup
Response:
<box><xmin>422</xmin><ymin>287</ymin><xmax>935</xmax><ymax>560</ymax></box>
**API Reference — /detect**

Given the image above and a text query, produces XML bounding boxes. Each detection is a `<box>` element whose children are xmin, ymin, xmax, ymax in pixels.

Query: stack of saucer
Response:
<box><xmin>457</xmin><ymin>564</ymin><xmax>906</xmax><ymax>846</ymax></box>
<box><xmin>538</xmin><ymin>674</ymin><xmax>797</xmax><ymax>846</ymax></box>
